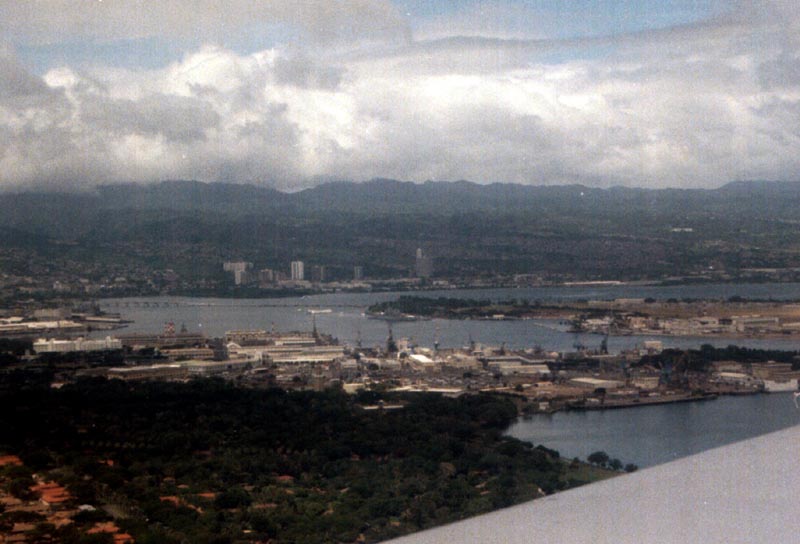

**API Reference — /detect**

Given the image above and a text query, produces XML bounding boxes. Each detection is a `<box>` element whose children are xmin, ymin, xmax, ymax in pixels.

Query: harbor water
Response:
<box><xmin>99</xmin><ymin>282</ymin><xmax>800</xmax><ymax>352</ymax></box>
<box><xmin>507</xmin><ymin>392</ymin><xmax>800</xmax><ymax>468</ymax></box>
<box><xmin>99</xmin><ymin>283</ymin><xmax>800</xmax><ymax>467</ymax></box>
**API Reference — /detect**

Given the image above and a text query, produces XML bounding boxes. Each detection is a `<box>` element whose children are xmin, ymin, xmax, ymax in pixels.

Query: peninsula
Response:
<box><xmin>369</xmin><ymin>296</ymin><xmax>800</xmax><ymax>339</ymax></box>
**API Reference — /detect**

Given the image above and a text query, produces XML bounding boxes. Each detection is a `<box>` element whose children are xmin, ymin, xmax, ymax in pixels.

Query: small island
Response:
<box><xmin>367</xmin><ymin>296</ymin><xmax>558</xmax><ymax>321</ymax></box>
<box><xmin>369</xmin><ymin>296</ymin><xmax>800</xmax><ymax>338</ymax></box>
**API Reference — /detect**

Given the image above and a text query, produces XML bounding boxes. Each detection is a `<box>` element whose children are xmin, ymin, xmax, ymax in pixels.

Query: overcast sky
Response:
<box><xmin>1</xmin><ymin>1</ymin><xmax>799</xmax><ymax>190</ymax></box>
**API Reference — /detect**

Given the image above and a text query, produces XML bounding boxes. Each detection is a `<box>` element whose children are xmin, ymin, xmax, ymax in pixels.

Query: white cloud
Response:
<box><xmin>1</xmin><ymin>3</ymin><xmax>800</xmax><ymax>190</ymax></box>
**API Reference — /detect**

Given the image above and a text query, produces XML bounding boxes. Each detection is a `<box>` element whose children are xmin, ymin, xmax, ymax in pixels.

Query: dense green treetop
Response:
<box><xmin>0</xmin><ymin>377</ymin><xmax>609</xmax><ymax>543</ymax></box>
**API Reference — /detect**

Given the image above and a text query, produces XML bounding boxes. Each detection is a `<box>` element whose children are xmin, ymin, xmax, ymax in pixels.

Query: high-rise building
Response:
<box><xmin>353</xmin><ymin>266</ymin><xmax>364</xmax><ymax>280</ymax></box>
<box><xmin>234</xmin><ymin>269</ymin><xmax>252</xmax><ymax>286</ymax></box>
<box><xmin>291</xmin><ymin>260</ymin><xmax>305</xmax><ymax>281</ymax></box>
<box><xmin>223</xmin><ymin>261</ymin><xmax>252</xmax><ymax>273</ymax></box>
<box><xmin>258</xmin><ymin>268</ymin><xmax>275</xmax><ymax>284</ymax></box>
<box><xmin>415</xmin><ymin>248</ymin><xmax>434</xmax><ymax>278</ymax></box>
<box><xmin>310</xmin><ymin>265</ymin><xmax>326</xmax><ymax>283</ymax></box>
<box><xmin>223</xmin><ymin>261</ymin><xmax>253</xmax><ymax>285</ymax></box>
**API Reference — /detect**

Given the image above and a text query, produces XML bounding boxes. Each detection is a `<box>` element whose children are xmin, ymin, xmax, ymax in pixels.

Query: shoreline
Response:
<box><xmin>516</xmin><ymin>388</ymin><xmax>778</xmax><ymax>416</ymax></box>
<box><xmin>565</xmin><ymin>392</ymin><xmax>719</xmax><ymax>411</ymax></box>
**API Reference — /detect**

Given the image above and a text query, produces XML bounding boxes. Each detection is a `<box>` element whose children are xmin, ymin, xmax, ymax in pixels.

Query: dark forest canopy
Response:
<box><xmin>0</xmin><ymin>378</ymin><xmax>613</xmax><ymax>543</ymax></box>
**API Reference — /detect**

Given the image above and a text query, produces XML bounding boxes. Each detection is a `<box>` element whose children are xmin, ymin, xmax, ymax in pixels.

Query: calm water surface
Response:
<box><xmin>99</xmin><ymin>282</ymin><xmax>800</xmax><ymax>351</ymax></box>
<box><xmin>507</xmin><ymin>393</ymin><xmax>800</xmax><ymax>468</ymax></box>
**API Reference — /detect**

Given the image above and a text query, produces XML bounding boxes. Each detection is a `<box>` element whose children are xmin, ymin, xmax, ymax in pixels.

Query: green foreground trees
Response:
<box><xmin>0</xmin><ymin>377</ymin><xmax>610</xmax><ymax>543</ymax></box>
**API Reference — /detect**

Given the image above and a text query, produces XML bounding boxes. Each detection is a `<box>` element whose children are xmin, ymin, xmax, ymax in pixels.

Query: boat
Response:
<box><xmin>366</xmin><ymin>310</ymin><xmax>431</xmax><ymax>322</ymax></box>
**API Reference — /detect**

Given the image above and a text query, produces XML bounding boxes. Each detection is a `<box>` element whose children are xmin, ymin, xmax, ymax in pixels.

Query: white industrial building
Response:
<box><xmin>568</xmin><ymin>377</ymin><xmax>624</xmax><ymax>389</ymax></box>
<box><xmin>34</xmin><ymin>336</ymin><xmax>122</xmax><ymax>353</ymax></box>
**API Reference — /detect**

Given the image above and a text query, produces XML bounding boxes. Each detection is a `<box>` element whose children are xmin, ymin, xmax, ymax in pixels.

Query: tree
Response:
<box><xmin>587</xmin><ymin>451</ymin><xmax>609</xmax><ymax>467</ymax></box>
<box><xmin>214</xmin><ymin>487</ymin><xmax>252</xmax><ymax>509</ymax></box>
<box><xmin>8</xmin><ymin>476</ymin><xmax>36</xmax><ymax>500</ymax></box>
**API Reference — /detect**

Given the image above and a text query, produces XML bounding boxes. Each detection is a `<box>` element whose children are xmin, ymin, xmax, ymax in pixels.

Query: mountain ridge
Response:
<box><xmin>1</xmin><ymin>177</ymin><xmax>799</xmax><ymax>240</ymax></box>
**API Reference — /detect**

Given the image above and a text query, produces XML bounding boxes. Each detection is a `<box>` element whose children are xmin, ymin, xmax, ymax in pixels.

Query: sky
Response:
<box><xmin>1</xmin><ymin>0</ymin><xmax>799</xmax><ymax>191</ymax></box>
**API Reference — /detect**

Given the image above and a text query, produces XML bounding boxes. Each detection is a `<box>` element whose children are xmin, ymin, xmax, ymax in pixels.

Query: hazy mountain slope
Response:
<box><xmin>0</xmin><ymin>179</ymin><xmax>799</xmax><ymax>282</ymax></box>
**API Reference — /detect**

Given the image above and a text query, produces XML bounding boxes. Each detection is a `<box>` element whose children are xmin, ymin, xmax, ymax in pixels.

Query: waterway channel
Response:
<box><xmin>99</xmin><ymin>282</ymin><xmax>800</xmax><ymax>352</ymax></box>
<box><xmin>99</xmin><ymin>282</ymin><xmax>800</xmax><ymax>468</ymax></box>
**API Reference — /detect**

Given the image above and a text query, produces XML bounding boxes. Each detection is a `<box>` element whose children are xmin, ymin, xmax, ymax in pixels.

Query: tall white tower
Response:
<box><xmin>291</xmin><ymin>260</ymin><xmax>305</xmax><ymax>281</ymax></box>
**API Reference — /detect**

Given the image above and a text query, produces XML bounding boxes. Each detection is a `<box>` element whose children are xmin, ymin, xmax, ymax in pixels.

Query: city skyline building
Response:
<box><xmin>311</xmin><ymin>265</ymin><xmax>326</xmax><ymax>283</ymax></box>
<box><xmin>223</xmin><ymin>261</ymin><xmax>253</xmax><ymax>285</ymax></box>
<box><xmin>415</xmin><ymin>248</ymin><xmax>434</xmax><ymax>278</ymax></box>
<box><xmin>291</xmin><ymin>260</ymin><xmax>305</xmax><ymax>281</ymax></box>
<box><xmin>222</xmin><ymin>261</ymin><xmax>252</xmax><ymax>273</ymax></box>
<box><xmin>258</xmin><ymin>268</ymin><xmax>275</xmax><ymax>284</ymax></box>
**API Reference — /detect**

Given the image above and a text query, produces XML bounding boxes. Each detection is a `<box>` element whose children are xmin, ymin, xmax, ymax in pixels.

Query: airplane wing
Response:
<box><xmin>384</xmin><ymin>424</ymin><xmax>800</xmax><ymax>543</ymax></box>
